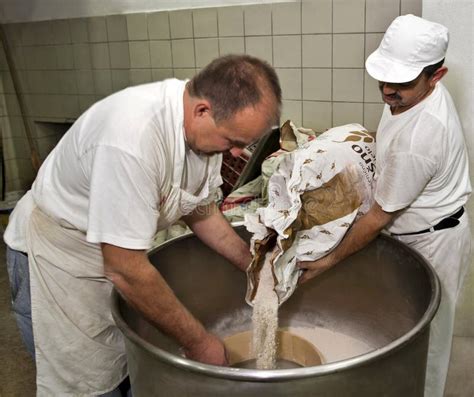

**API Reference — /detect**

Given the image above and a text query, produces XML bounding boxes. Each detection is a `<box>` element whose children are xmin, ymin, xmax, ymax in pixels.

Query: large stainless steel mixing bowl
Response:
<box><xmin>112</xmin><ymin>226</ymin><xmax>440</xmax><ymax>396</ymax></box>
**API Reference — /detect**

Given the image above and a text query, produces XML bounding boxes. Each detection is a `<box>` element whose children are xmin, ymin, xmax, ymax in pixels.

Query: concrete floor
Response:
<box><xmin>0</xmin><ymin>239</ymin><xmax>472</xmax><ymax>397</ymax></box>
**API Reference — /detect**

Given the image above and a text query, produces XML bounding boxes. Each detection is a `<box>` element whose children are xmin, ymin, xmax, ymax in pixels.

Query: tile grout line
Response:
<box><xmin>191</xmin><ymin>11</ymin><xmax>197</xmax><ymax>74</ymax></box>
<box><xmin>331</xmin><ymin>0</ymin><xmax>334</xmax><ymax>128</ymax></box>
<box><xmin>363</xmin><ymin>0</ymin><xmax>367</xmax><ymax>127</ymax></box>
<box><xmin>300</xmin><ymin>0</ymin><xmax>304</xmax><ymax>126</ymax></box>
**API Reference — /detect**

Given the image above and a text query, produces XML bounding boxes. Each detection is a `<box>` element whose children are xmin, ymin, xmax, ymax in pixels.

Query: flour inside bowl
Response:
<box><xmin>252</xmin><ymin>252</ymin><xmax>279</xmax><ymax>369</ymax></box>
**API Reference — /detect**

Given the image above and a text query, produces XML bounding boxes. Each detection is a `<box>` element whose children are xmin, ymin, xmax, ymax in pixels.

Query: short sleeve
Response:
<box><xmin>375</xmin><ymin>152</ymin><xmax>437</xmax><ymax>212</ymax></box>
<box><xmin>84</xmin><ymin>145</ymin><xmax>160</xmax><ymax>249</ymax></box>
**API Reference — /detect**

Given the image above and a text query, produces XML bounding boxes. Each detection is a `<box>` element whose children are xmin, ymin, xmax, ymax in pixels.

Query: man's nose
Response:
<box><xmin>229</xmin><ymin>147</ymin><xmax>244</xmax><ymax>158</ymax></box>
<box><xmin>380</xmin><ymin>82</ymin><xmax>396</xmax><ymax>95</ymax></box>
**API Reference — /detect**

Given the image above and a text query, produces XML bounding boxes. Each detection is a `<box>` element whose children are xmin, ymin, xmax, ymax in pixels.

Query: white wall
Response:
<box><xmin>0</xmin><ymin>0</ymin><xmax>292</xmax><ymax>23</ymax></box>
<box><xmin>423</xmin><ymin>0</ymin><xmax>474</xmax><ymax>336</ymax></box>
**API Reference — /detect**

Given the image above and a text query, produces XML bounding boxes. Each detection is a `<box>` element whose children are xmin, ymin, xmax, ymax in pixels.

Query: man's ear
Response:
<box><xmin>193</xmin><ymin>99</ymin><xmax>212</xmax><ymax>119</ymax></box>
<box><xmin>430</xmin><ymin>66</ymin><xmax>448</xmax><ymax>86</ymax></box>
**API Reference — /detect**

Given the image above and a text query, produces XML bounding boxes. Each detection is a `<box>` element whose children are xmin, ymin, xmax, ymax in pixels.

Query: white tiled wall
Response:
<box><xmin>0</xmin><ymin>0</ymin><xmax>422</xmax><ymax>192</ymax></box>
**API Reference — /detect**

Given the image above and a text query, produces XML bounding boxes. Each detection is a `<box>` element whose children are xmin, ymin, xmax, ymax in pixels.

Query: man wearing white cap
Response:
<box><xmin>298</xmin><ymin>14</ymin><xmax>471</xmax><ymax>396</ymax></box>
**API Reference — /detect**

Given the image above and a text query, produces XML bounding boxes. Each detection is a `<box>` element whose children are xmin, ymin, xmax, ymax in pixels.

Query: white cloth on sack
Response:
<box><xmin>374</xmin><ymin>82</ymin><xmax>471</xmax><ymax>397</ymax></box>
<box><xmin>4</xmin><ymin>79</ymin><xmax>222</xmax><ymax>395</ymax></box>
<box><xmin>245</xmin><ymin>123</ymin><xmax>376</xmax><ymax>304</ymax></box>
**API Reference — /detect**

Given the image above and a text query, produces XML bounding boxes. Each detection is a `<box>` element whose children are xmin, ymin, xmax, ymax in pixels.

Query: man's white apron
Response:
<box><xmin>27</xmin><ymin>125</ymin><xmax>212</xmax><ymax>396</ymax></box>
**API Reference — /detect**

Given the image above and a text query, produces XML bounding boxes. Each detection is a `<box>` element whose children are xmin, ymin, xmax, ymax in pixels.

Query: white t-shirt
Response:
<box><xmin>5</xmin><ymin>79</ymin><xmax>222</xmax><ymax>251</ymax></box>
<box><xmin>375</xmin><ymin>82</ymin><xmax>471</xmax><ymax>234</ymax></box>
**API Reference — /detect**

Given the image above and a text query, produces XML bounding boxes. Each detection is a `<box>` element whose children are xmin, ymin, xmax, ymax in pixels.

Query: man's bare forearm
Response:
<box><xmin>298</xmin><ymin>202</ymin><xmax>396</xmax><ymax>283</ymax></box>
<box><xmin>183</xmin><ymin>202</ymin><xmax>252</xmax><ymax>271</ymax></box>
<box><xmin>102</xmin><ymin>244</ymin><xmax>226</xmax><ymax>364</ymax></box>
<box><xmin>330</xmin><ymin>203</ymin><xmax>392</xmax><ymax>264</ymax></box>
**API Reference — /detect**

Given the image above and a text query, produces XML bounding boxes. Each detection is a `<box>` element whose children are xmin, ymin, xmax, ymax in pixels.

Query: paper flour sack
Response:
<box><xmin>245</xmin><ymin>123</ymin><xmax>376</xmax><ymax>305</ymax></box>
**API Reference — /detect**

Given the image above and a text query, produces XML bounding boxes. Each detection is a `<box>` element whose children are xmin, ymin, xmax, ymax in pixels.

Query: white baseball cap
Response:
<box><xmin>366</xmin><ymin>14</ymin><xmax>449</xmax><ymax>83</ymax></box>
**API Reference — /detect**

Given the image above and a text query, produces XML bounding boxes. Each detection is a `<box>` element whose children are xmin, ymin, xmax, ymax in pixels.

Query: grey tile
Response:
<box><xmin>363</xmin><ymin>103</ymin><xmax>384</xmax><ymax>132</ymax></box>
<box><xmin>129</xmin><ymin>69</ymin><xmax>152</xmax><ymax>85</ymax></box>
<box><xmin>109</xmin><ymin>42</ymin><xmax>130</xmax><ymax>69</ymax></box>
<box><xmin>445</xmin><ymin>336</ymin><xmax>474</xmax><ymax>397</ymax></box>
<box><xmin>364</xmin><ymin>71</ymin><xmax>383</xmax><ymax>103</ymax></box>
<box><xmin>364</xmin><ymin>72</ymin><xmax>383</xmax><ymax>103</ymax></box>
<box><xmin>171</xmin><ymin>39</ymin><xmax>196</xmax><ymax>68</ymax></box>
<box><xmin>55</xmin><ymin>45</ymin><xmax>74</xmax><ymax>70</ymax></box>
<box><xmin>78</xmin><ymin>95</ymin><xmax>97</xmax><ymax>113</ymax></box>
<box><xmin>148</xmin><ymin>11</ymin><xmax>170</xmax><ymax>40</ymax></box>
<box><xmin>195</xmin><ymin>38</ymin><xmax>219</xmax><ymax>68</ymax></box>
<box><xmin>34</xmin><ymin>21</ymin><xmax>56</xmax><ymax>45</ymax></box>
<box><xmin>401</xmin><ymin>0</ymin><xmax>422</xmax><ymax>16</ymax></box>
<box><xmin>16</xmin><ymin>71</ymin><xmax>29</xmax><ymax>93</ymax></box>
<box><xmin>333</xmin><ymin>0</ymin><xmax>365</xmax><ymax>33</ymax></box>
<box><xmin>366</xmin><ymin>0</ymin><xmax>400</xmax><ymax>33</ymax></box>
<box><xmin>303</xmin><ymin>101</ymin><xmax>332</xmax><ymax>132</ymax></box>
<box><xmin>303</xmin><ymin>69</ymin><xmax>332</xmax><ymax>101</ymax></box>
<box><xmin>193</xmin><ymin>8</ymin><xmax>218</xmax><ymax>38</ymax></box>
<box><xmin>90</xmin><ymin>43</ymin><xmax>110</xmax><ymax>69</ymax></box>
<box><xmin>10</xmin><ymin>46</ymin><xmax>25</xmax><ymax>70</ymax></box>
<box><xmin>3</xmin><ymin>24</ymin><xmax>23</xmax><ymax>47</ymax></box>
<box><xmin>281</xmin><ymin>100</ymin><xmax>302</xmax><ymax>126</ymax></box>
<box><xmin>93</xmin><ymin>70</ymin><xmax>113</xmax><ymax>95</ymax></box>
<box><xmin>273</xmin><ymin>36</ymin><xmax>301</xmax><ymax>68</ymax></box>
<box><xmin>69</xmin><ymin>18</ymin><xmax>89</xmax><ymax>43</ymax></box>
<box><xmin>302</xmin><ymin>34</ymin><xmax>332</xmax><ymax>68</ymax></box>
<box><xmin>5</xmin><ymin>158</ymin><xmax>35</xmax><ymax>182</ymax></box>
<box><xmin>454</xmin><ymin>271</ymin><xmax>474</xmax><ymax>336</ymax></box>
<box><xmin>111</xmin><ymin>69</ymin><xmax>130</xmax><ymax>92</ymax></box>
<box><xmin>25</xmin><ymin>71</ymin><xmax>47</xmax><ymax>94</ymax></box>
<box><xmin>245</xmin><ymin>36</ymin><xmax>272</xmax><ymax>65</ymax></box>
<box><xmin>73</xmin><ymin>43</ymin><xmax>92</xmax><ymax>70</ymax></box>
<box><xmin>51</xmin><ymin>20</ymin><xmax>71</xmax><ymax>44</ymax></box>
<box><xmin>88</xmin><ymin>17</ymin><xmax>108</xmax><ymax>42</ymax></box>
<box><xmin>150</xmin><ymin>41</ymin><xmax>172</xmax><ymax>68</ymax></box>
<box><xmin>76</xmin><ymin>70</ymin><xmax>95</xmax><ymax>94</ymax></box>
<box><xmin>333</xmin><ymin>34</ymin><xmax>365</xmax><ymax>68</ymax></box>
<box><xmin>365</xmin><ymin>33</ymin><xmax>384</xmax><ymax>60</ymax></box>
<box><xmin>0</xmin><ymin>47</ymin><xmax>8</xmax><ymax>71</ymax></box>
<box><xmin>218</xmin><ymin>6</ymin><xmax>244</xmax><ymax>37</ymax></box>
<box><xmin>272</xmin><ymin>2</ymin><xmax>301</xmax><ymax>35</ymax></box>
<box><xmin>174</xmin><ymin>68</ymin><xmax>197</xmax><ymax>80</ymax></box>
<box><xmin>4</xmin><ymin>94</ymin><xmax>21</xmax><ymax>116</ymax></box>
<box><xmin>21</xmin><ymin>23</ymin><xmax>37</xmax><ymax>46</ymax></box>
<box><xmin>1</xmin><ymin>72</ymin><xmax>15</xmax><ymax>93</ymax></box>
<box><xmin>170</xmin><ymin>10</ymin><xmax>193</xmax><ymax>39</ymax></box>
<box><xmin>0</xmin><ymin>96</ymin><xmax>7</xmax><ymax>115</ymax></box>
<box><xmin>27</xmin><ymin>46</ymin><xmax>58</xmax><ymax>70</ymax></box>
<box><xmin>106</xmin><ymin>15</ymin><xmax>128</xmax><ymax>42</ymax></box>
<box><xmin>127</xmin><ymin>13</ymin><xmax>148</xmax><ymax>40</ymax></box>
<box><xmin>244</xmin><ymin>4</ymin><xmax>271</xmax><ymax>36</ymax></box>
<box><xmin>1</xmin><ymin>116</ymin><xmax>25</xmax><ymax>138</ymax></box>
<box><xmin>57</xmin><ymin>70</ymin><xmax>77</xmax><ymax>94</ymax></box>
<box><xmin>219</xmin><ymin>37</ymin><xmax>245</xmax><ymax>56</ymax></box>
<box><xmin>333</xmin><ymin>102</ymin><xmax>363</xmax><ymax>126</ymax></box>
<box><xmin>152</xmin><ymin>69</ymin><xmax>173</xmax><ymax>81</ymax></box>
<box><xmin>276</xmin><ymin>68</ymin><xmax>301</xmax><ymax>100</ymax></box>
<box><xmin>3</xmin><ymin>137</ymin><xmax>31</xmax><ymax>160</ymax></box>
<box><xmin>333</xmin><ymin>69</ymin><xmax>364</xmax><ymax>102</ymax></box>
<box><xmin>129</xmin><ymin>41</ymin><xmax>151</xmax><ymax>68</ymax></box>
<box><xmin>22</xmin><ymin>94</ymin><xmax>39</xmax><ymax>116</ymax></box>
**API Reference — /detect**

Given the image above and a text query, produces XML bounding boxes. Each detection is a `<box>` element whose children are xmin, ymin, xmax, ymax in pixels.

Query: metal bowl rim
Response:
<box><xmin>111</xmin><ymin>229</ymin><xmax>440</xmax><ymax>382</ymax></box>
